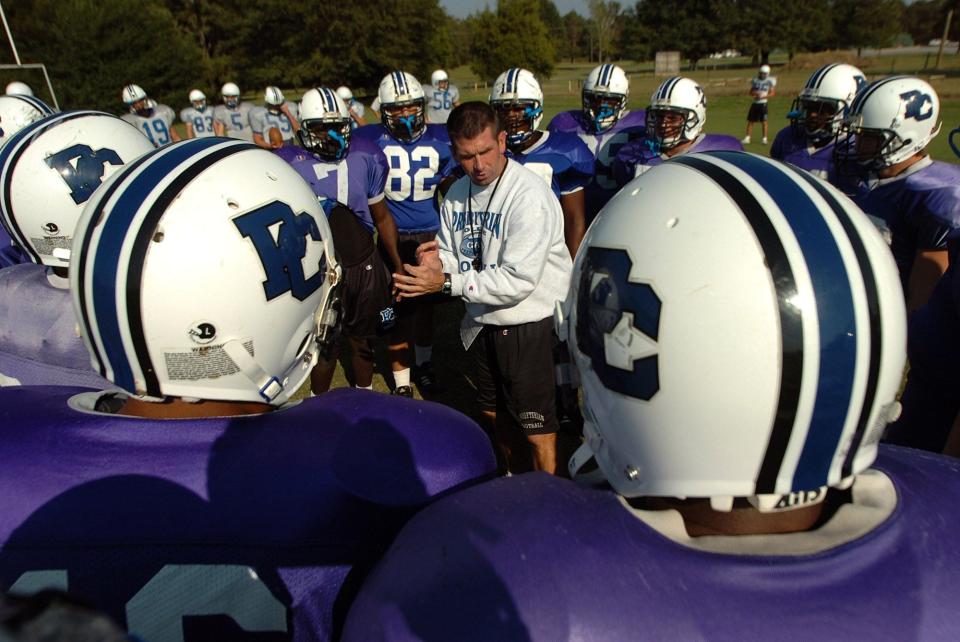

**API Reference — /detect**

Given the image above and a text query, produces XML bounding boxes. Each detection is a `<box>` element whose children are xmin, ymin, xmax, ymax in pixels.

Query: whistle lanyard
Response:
<box><xmin>466</xmin><ymin>159</ymin><xmax>507</xmax><ymax>272</ymax></box>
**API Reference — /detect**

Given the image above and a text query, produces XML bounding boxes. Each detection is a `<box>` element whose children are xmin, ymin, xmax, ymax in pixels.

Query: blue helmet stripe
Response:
<box><xmin>851</xmin><ymin>76</ymin><xmax>904</xmax><ymax>115</ymax></box>
<box><xmin>89</xmin><ymin>137</ymin><xmax>230</xmax><ymax>391</ymax></box>
<box><xmin>320</xmin><ymin>87</ymin><xmax>336</xmax><ymax>111</ymax></box>
<box><xmin>12</xmin><ymin>94</ymin><xmax>54</xmax><ymax>115</ymax></box>
<box><xmin>659</xmin><ymin>76</ymin><xmax>681</xmax><ymax>101</ymax></box>
<box><xmin>506</xmin><ymin>68</ymin><xmax>519</xmax><ymax>93</ymax></box>
<box><xmin>393</xmin><ymin>71</ymin><xmax>406</xmax><ymax>96</ymax></box>
<box><xmin>0</xmin><ymin>110</ymin><xmax>107</xmax><ymax>263</ymax></box>
<box><xmin>807</xmin><ymin>64</ymin><xmax>836</xmax><ymax>90</ymax></box>
<box><xmin>708</xmin><ymin>151</ymin><xmax>858</xmax><ymax>491</ymax></box>
<box><xmin>600</xmin><ymin>64</ymin><xmax>612</xmax><ymax>87</ymax></box>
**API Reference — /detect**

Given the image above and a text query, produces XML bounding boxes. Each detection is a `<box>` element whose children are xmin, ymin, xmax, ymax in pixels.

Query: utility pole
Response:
<box><xmin>936</xmin><ymin>9</ymin><xmax>953</xmax><ymax>70</ymax></box>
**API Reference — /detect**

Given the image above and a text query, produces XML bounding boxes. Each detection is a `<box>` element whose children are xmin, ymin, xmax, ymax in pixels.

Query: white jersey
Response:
<box><xmin>179</xmin><ymin>106</ymin><xmax>216</xmax><ymax>138</ymax></box>
<box><xmin>438</xmin><ymin>160</ymin><xmax>572</xmax><ymax>348</ymax></box>
<box><xmin>347</xmin><ymin>99</ymin><xmax>365</xmax><ymax>129</ymax></box>
<box><xmin>249</xmin><ymin>103</ymin><xmax>297</xmax><ymax>142</ymax></box>
<box><xmin>213</xmin><ymin>102</ymin><xmax>256</xmax><ymax>141</ymax></box>
<box><xmin>751</xmin><ymin>76</ymin><xmax>777</xmax><ymax>104</ymax></box>
<box><xmin>426</xmin><ymin>84</ymin><xmax>460</xmax><ymax>124</ymax></box>
<box><xmin>121</xmin><ymin>104</ymin><xmax>177</xmax><ymax>147</ymax></box>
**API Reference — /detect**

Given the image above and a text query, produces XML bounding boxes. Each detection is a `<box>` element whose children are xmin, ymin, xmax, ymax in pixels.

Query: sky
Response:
<box><xmin>440</xmin><ymin>0</ymin><xmax>588</xmax><ymax>18</ymax></box>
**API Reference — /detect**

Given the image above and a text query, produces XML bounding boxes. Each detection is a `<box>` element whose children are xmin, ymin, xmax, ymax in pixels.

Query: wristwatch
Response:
<box><xmin>441</xmin><ymin>272</ymin><xmax>452</xmax><ymax>296</ymax></box>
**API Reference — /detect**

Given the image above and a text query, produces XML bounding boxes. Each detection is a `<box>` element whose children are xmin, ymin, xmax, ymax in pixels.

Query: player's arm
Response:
<box><xmin>560</xmin><ymin>189</ymin><xmax>586</xmax><ymax>258</ymax></box>
<box><xmin>349</xmin><ymin>104</ymin><xmax>367</xmax><ymax>127</ymax></box>
<box><xmin>214</xmin><ymin>119</ymin><xmax>226</xmax><ymax>136</ymax></box>
<box><xmin>907</xmin><ymin>249</ymin><xmax>950</xmax><ymax>313</ymax></box>
<box><xmin>370</xmin><ymin>198</ymin><xmax>402</xmax><ymax>273</ymax></box>
<box><xmin>184</xmin><ymin>122</ymin><xmax>195</xmax><ymax>139</ymax></box>
<box><xmin>280</xmin><ymin>103</ymin><xmax>300</xmax><ymax>133</ymax></box>
<box><xmin>169</xmin><ymin>125</ymin><xmax>181</xmax><ymax>143</ymax></box>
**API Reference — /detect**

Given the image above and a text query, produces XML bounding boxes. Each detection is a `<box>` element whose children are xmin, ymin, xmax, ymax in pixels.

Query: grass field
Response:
<box><xmin>253</xmin><ymin>51</ymin><xmax>960</xmax><ymax>411</ymax></box>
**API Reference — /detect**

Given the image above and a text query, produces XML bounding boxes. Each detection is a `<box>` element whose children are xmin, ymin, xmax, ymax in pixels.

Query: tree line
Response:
<box><xmin>3</xmin><ymin>0</ymin><xmax>954</xmax><ymax>113</ymax></box>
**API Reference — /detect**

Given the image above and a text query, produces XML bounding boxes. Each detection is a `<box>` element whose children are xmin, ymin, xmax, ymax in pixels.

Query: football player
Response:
<box><xmin>251</xmin><ymin>86</ymin><xmax>299</xmax><ymax>149</ymax></box>
<box><xmin>426</xmin><ymin>69</ymin><xmax>460</xmax><ymax>124</ymax></box>
<box><xmin>213</xmin><ymin>81</ymin><xmax>255</xmax><ymax>141</ymax></box>
<box><xmin>547</xmin><ymin>64</ymin><xmax>646</xmax><ymax>222</ymax></box>
<box><xmin>343</xmin><ymin>152</ymin><xmax>960</xmax><ymax>641</ymax></box>
<box><xmin>179</xmin><ymin>89</ymin><xmax>215</xmax><ymax>139</ymax></box>
<box><xmin>0</xmin><ymin>138</ymin><xmax>496</xmax><ymax>641</ymax></box>
<box><xmin>275</xmin><ymin>87</ymin><xmax>402</xmax><ymax>394</ymax></box>
<box><xmin>770</xmin><ymin>63</ymin><xmax>866</xmax><ymax>190</ymax></box>
<box><xmin>120</xmin><ymin>84</ymin><xmax>180</xmax><ymax>147</ymax></box>
<box><xmin>0</xmin><ymin>110</ymin><xmax>153</xmax><ymax>386</ymax></box>
<box><xmin>742</xmin><ymin>64</ymin><xmax>777</xmax><ymax>144</ymax></box>
<box><xmin>337</xmin><ymin>86</ymin><xmax>368</xmax><ymax>129</ymax></box>
<box><xmin>836</xmin><ymin>76</ymin><xmax>960</xmax><ymax>312</ymax></box>
<box><xmin>353</xmin><ymin>71</ymin><xmax>454</xmax><ymax>397</ymax></box>
<box><xmin>489</xmin><ymin>68</ymin><xmax>593</xmax><ymax>258</ymax></box>
<box><xmin>613</xmin><ymin>76</ymin><xmax>742</xmax><ymax>185</ymax></box>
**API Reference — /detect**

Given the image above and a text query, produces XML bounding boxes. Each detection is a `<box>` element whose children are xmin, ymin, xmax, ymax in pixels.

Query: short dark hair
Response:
<box><xmin>447</xmin><ymin>102</ymin><xmax>502</xmax><ymax>143</ymax></box>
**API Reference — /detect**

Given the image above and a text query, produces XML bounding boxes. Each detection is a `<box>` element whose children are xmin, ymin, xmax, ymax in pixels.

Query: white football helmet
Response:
<box><xmin>221</xmin><ymin>82</ymin><xmax>241</xmax><ymax>108</ymax></box>
<box><xmin>5</xmin><ymin>81</ymin><xmax>33</xmax><ymax>97</ymax></box>
<box><xmin>838</xmin><ymin>75</ymin><xmax>941</xmax><ymax>169</ymax></box>
<box><xmin>583</xmin><ymin>64</ymin><xmax>629</xmax><ymax>133</ymax></box>
<box><xmin>0</xmin><ymin>110</ymin><xmax>154</xmax><ymax>267</ymax></box>
<box><xmin>646</xmin><ymin>76</ymin><xmax>706</xmax><ymax>150</ymax></box>
<box><xmin>759</xmin><ymin>64</ymin><xmax>771</xmax><ymax>78</ymax></box>
<box><xmin>0</xmin><ymin>94</ymin><xmax>55</xmax><ymax>146</ymax></box>
<box><xmin>562</xmin><ymin>151</ymin><xmax>906</xmax><ymax>509</ymax></box>
<box><xmin>377</xmin><ymin>71</ymin><xmax>426</xmax><ymax>142</ymax></box>
<box><xmin>790</xmin><ymin>63</ymin><xmax>866</xmax><ymax>141</ymax></box>
<box><xmin>122</xmin><ymin>84</ymin><xmax>151</xmax><ymax>116</ymax></box>
<box><xmin>264</xmin><ymin>86</ymin><xmax>284</xmax><ymax>112</ymax></box>
<box><xmin>489</xmin><ymin>68</ymin><xmax>543</xmax><ymax>148</ymax></box>
<box><xmin>336</xmin><ymin>86</ymin><xmax>353</xmax><ymax>102</ymax></box>
<box><xmin>431</xmin><ymin>69</ymin><xmax>449</xmax><ymax>89</ymax></box>
<box><xmin>71</xmin><ymin>138</ymin><xmax>341</xmax><ymax>405</ymax></box>
<box><xmin>298</xmin><ymin>87</ymin><xmax>352</xmax><ymax>161</ymax></box>
<box><xmin>188</xmin><ymin>89</ymin><xmax>207</xmax><ymax>111</ymax></box>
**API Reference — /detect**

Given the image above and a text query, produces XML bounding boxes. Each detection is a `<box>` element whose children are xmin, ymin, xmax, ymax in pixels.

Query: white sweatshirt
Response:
<box><xmin>438</xmin><ymin>159</ymin><xmax>573</xmax><ymax>348</ymax></box>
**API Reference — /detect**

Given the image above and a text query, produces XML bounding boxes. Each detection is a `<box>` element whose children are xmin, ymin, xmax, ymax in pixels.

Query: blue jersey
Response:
<box><xmin>505</xmin><ymin>131</ymin><xmax>593</xmax><ymax>200</ymax></box>
<box><xmin>770</xmin><ymin>125</ymin><xmax>862</xmax><ymax>194</ymax></box>
<box><xmin>613</xmin><ymin>133</ymin><xmax>743</xmax><ymax>186</ymax></box>
<box><xmin>344</xmin><ymin>446</ymin><xmax>960</xmax><ymax>642</ymax></box>
<box><xmin>0</xmin><ymin>386</ymin><xmax>495</xmax><ymax>642</ymax></box>
<box><xmin>0</xmin><ymin>264</ymin><xmax>112</xmax><ymax>388</ymax></box>
<box><xmin>548</xmin><ymin>109</ymin><xmax>647</xmax><ymax>220</ymax></box>
<box><xmin>850</xmin><ymin>158</ymin><xmax>960</xmax><ymax>290</ymax></box>
<box><xmin>886</xmin><ymin>262</ymin><xmax>960</xmax><ymax>452</ymax></box>
<box><xmin>354</xmin><ymin>124</ymin><xmax>452</xmax><ymax>233</ymax></box>
<box><xmin>275</xmin><ymin>137</ymin><xmax>388</xmax><ymax>232</ymax></box>
<box><xmin>0</xmin><ymin>226</ymin><xmax>26</xmax><ymax>268</ymax></box>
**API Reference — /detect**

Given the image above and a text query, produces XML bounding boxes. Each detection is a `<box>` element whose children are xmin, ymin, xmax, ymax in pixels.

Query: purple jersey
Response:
<box><xmin>344</xmin><ymin>445</ymin><xmax>960</xmax><ymax>642</ymax></box>
<box><xmin>886</xmin><ymin>263</ymin><xmax>960</xmax><ymax>452</ymax></box>
<box><xmin>354</xmin><ymin>124</ymin><xmax>453</xmax><ymax>233</ymax></box>
<box><xmin>0</xmin><ymin>226</ymin><xmax>26</xmax><ymax>268</ymax></box>
<box><xmin>0</xmin><ymin>386</ymin><xmax>495</xmax><ymax>641</ymax></box>
<box><xmin>769</xmin><ymin>125</ymin><xmax>862</xmax><ymax>195</ymax></box>
<box><xmin>613</xmin><ymin>133</ymin><xmax>743</xmax><ymax>186</ymax></box>
<box><xmin>547</xmin><ymin>109</ymin><xmax>647</xmax><ymax>220</ymax></box>
<box><xmin>275</xmin><ymin>138</ymin><xmax>388</xmax><ymax>232</ymax></box>
<box><xmin>851</xmin><ymin>158</ymin><xmax>960</xmax><ymax>290</ymax></box>
<box><xmin>0</xmin><ymin>264</ymin><xmax>111</xmax><ymax>388</ymax></box>
<box><xmin>505</xmin><ymin>130</ymin><xmax>593</xmax><ymax>200</ymax></box>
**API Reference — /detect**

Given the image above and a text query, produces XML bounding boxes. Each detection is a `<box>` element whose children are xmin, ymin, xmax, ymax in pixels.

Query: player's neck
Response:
<box><xmin>878</xmin><ymin>152</ymin><xmax>926</xmax><ymax>179</ymax></box>
<box><xmin>665</xmin><ymin>139</ymin><xmax>694</xmax><ymax>157</ymax></box>
<box><xmin>634</xmin><ymin>497</ymin><xmax>825</xmax><ymax>536</ymax></box>
<box><xmin>117</xmin><ymin>395</ymin><xmax>273</xmax><ymax>419</ymax></box>
<box><xmin>509</xmin><ymin>130</ymin><xmax>543</xmax><ymax>154</ymax></box>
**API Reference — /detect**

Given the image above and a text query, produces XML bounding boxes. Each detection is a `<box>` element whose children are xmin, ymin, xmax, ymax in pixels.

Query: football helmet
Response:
<box><xmin>222</xmin><ymin>82</ymin><xmax>241</xmax><ymax>109</ymax></box>
<box><xmin>489</xmin><ymin>68</ymin><xmax>543</xmax><ymax>148</ymax></box>
<box><xmin>583</xmin><ymin>64</ymin><xmax>629</xmax><ymax>133</ymax></box>
<box><xmin>0</xmin><ymin>94</ymin><xmax>55</xmax><ymax>146</ymax></box>
<box><xmin>122</xmin><ymin>84</ymin><xmax>152</xmax><ymax>117</ymax></box>
<box><xmin>298</xmin><ymin>87</ymin><xmax>352</xmax><ymax>161</ymax></box>
<box><xmin>561</xmin><ymin>151</ymin><xmax>905</xmax><ymax>509</ymax></box>
<box><xmin>789</xmin><ymin>64</ymin><xmax>866</xmax><ymax>142</ymax></box>
<box><xmin>189</xmin><ymin>89</ymin><xmax>207</xmax><ymax>111</ymax></box>
<box><xmin>71</xmin><ymin>138</ymin><xmax>341</xmax><ymax>405</ymax></box>
<box><xmin>759</xmin><ymin>64</ymin><xmax>771</xmax><ymax>78</ymax></box>
<box><xmin>265</xmin><ymin>86</ymin><xmax>284</xmax><ymax>113</ymax></box>
<box><xmin>336</xmin><ymin>86</ymin><xmax>354</xmax><ymax>102</ymax></box>
<box><xmin>646</xmin><ymin>76</ymin><xmax>706</xmax><ymax>151</ymax></box>
<box><xmin>378</xmin><ymin>71</ymin><xmax>426</xmax><ymax>142</ymax></box>
<box><xmin>431</xmin><ymin>69</ymin><xmax>449</xmax><ymax>90</ymax></box>
<box><xmin>836</xmin><ymin>75</ymin><xmax>941</xmax><ymax>170</ymax></box>
<box><xmin>0</xmin><ymin>110</ymin><xmax>154</xmax><ymax>267</ymax></box>
<box><xmin>5</xmin><ymin>81</ymin><xmax>32</xmax><ymax>97</ymax></box>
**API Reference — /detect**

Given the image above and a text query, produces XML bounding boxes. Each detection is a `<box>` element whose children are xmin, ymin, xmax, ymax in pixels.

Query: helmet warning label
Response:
<box><xmin>163</xmin><ymin>340</ymin><xmax>253</xmax><ymax>381</ymax></box>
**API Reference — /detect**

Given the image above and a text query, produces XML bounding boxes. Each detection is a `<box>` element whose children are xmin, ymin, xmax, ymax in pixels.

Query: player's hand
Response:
<box><xmin>415</xmin><ymin>240</ymin><xmax>442</xmax><ymax>271</ymax></box>
<box><xmin>268</xmin><ymin>127</ymin><xmax>283</xmax><ymax>149</ymax></box>
<box><xmin>393</xmin><ymin>262</ymin><xmax>444</xmax><ymax>299</ymax></box>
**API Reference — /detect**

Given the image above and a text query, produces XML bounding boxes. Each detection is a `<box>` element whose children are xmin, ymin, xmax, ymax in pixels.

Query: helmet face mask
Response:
<box><xmin>491</xmin><ymin>100</ymin><xmax>541</xmax><ymax>148</ymax></box>
<box><xmin>381</xmin><ymin>98</ymin><xmax>426</xmax><ymax>142</ymax></box>
<box><xmin>790</xmin><ymin>97</ymin><xmax>842</xmax><ymax>141</ymax></box>
<box><xmin>583</xmin><ymin>91</ymin><xmax>626</xmax><ymax>133</ymax></box>
<box><xmin>645</xmin><ymin>77</ymin><xmax>706</xmax><ymax>151</ymax></box>
<box><xmin>299</xmin><ymin>118</ymin><xmax>352</xmax><ymax>161</ymax></box>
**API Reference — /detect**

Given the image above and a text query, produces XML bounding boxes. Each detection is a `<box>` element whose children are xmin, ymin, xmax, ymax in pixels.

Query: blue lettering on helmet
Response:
<box><xmin>44</xmin><ymin>144</ymin><xmax>123</xmax><ymax>205</ymax></box>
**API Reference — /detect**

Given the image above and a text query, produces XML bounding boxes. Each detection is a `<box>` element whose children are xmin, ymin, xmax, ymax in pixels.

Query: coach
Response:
<box><xmin>394</xmin><ymin>102</ymin><xmax>572</xmax><ymax>475</ymax></box>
